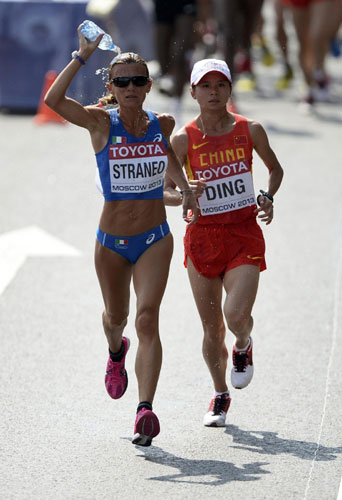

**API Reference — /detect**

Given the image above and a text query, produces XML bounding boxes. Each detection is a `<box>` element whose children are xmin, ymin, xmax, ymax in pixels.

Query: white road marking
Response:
<box><xmin>338</xmin><ymin>476</ymin><xmax>342</xmax><ymax>500</ymax></box>
<box><xmin>303</xmin><ymin>244</ymin><xmax>342</xmax><ymax>500</ymax></box>
<box><xmin>0</xmin><ymin>225</ymin><xmax>81</xmax><ymax>296</ymax></box>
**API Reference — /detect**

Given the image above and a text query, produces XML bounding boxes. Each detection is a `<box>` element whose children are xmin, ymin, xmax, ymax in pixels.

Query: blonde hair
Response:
<box><xmin>98</xmin><ymin>52</ymin><xmax>150</xmax><ymax>107</ymax></box>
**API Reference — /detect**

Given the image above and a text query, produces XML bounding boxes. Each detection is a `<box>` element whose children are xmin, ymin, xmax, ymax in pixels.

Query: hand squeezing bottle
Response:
<box><xmin>80</xmin><ymin>20</ymin><xmax>119</xmax><ymax>52</ymax></box>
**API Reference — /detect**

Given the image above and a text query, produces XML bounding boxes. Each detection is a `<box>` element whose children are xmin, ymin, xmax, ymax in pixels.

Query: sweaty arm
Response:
<box><xmin>158</xmin><ymin>116</ymin><xmax>199</xmax><ymax>224</ymax></box>
<box><xmin>164</xmin><ymin>173</ymin><xmax>183</xmax><ymax>206</ymax></box>
<box><xmin>44</xmin><ymin>27</ymin><xmax>109</xmax><ymax>151</ymax></box>
<box><xmin>249</xmin><ymin>120</ymin><xmax>284</xmax><ymax>197</ymax></box>
<box><xmin>165</xmin><ymin>128</ymin><xmax>206</xmax><ymax>206</ymax></box>
<box><xmin>164</xmin><ymin>128</ymin><xmax>187</xmax><ymax>206</ymax></box>
<box><xmin>249</xmin><ymin>120</ymin><xmax>284</xmax><ymax>224</ymax></box>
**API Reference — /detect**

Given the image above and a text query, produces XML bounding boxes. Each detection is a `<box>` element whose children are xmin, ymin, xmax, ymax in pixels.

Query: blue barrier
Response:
<box><xmin>0</xmin><ymin>1</ymin><xmax>114</xmax><ymax>110</ymax></box>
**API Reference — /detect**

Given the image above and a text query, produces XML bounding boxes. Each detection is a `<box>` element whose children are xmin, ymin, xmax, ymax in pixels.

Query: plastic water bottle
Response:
<box><xmin>80</xmin><ymin>20</ymin><xmax>118</xmax><ymax>52</ymax></box>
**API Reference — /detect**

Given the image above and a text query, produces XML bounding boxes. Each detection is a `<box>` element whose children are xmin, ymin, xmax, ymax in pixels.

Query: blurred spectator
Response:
<box><xmin>281</xmin><ymin>0</ymin><xmax>342</xmax><ymax>104</ymax></box>
<box><xmin>273</xmin><ymin>0</ymin><xmax>294</xmax><ymax>90</ymax></box>
<box><xmin>253</xmin><ymin>0</ymin><xmax>294</xmax><ymax>90</ymax></box>
<box><xmin>193</xmin><ymin>0</ymin><xmax>217</xmax><ymax>59</ymax></box>
<box><xmin>252</xmin><ymin>10</ymin><xmax>276</xmax><ymax>68</ymax></box>
<box><xmin>328</xmin><ymin>0</ymin><xmax>342</xmax><ymax>57</ymax></box>
<box><xmin>153</xmin><ymin>0</ymin><xmax>197</xmax><ymax>117</ymax></box>
<box><xmin>87</xmin><ymin>0</ymin><xmax>155</xmax><ymax>61</ymax></box>
<box><xmin>214</xmin><ymin>0</ymin><xmax>264</xmax><ymax>92</ymax></box>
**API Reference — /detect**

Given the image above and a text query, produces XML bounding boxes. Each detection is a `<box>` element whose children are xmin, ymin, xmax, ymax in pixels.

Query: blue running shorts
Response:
<box><xmin>96</xmin><ymin>221</ymin><xmax>170</xmax><ymax>264</ymax></box>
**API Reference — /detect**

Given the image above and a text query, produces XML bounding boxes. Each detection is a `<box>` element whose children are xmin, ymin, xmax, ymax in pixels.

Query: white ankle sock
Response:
<box><xmin>215</xmin><ymin>391</ymin><xmax>230</xmax><ymax>397</ymax></box>
<box><xmin>234</xmin><ymin>338</ymin><xmax>251</xmax><ymax>352</ymax></box>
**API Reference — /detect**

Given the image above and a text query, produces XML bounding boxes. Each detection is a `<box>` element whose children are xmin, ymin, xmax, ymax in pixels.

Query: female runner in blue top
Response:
<box><xmin>45</xmin><ymin>26</ymin><xmax>198</xmax><ymax>447</ymax></box>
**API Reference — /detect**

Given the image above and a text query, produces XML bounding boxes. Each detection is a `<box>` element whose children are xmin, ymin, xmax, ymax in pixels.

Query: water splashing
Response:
<box><xmin>95</xmin><ymin>67</ymin><xmax>109</xmax><ymax>83</ymax></box>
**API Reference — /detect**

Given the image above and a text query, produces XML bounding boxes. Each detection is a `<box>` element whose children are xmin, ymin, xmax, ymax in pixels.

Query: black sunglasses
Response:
<box><xmin>110</xmin><ymin>76</ymin><xmax>150</xmax><ymax>88</ymax></box>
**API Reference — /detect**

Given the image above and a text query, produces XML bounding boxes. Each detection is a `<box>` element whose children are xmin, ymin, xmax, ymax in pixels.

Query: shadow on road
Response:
<box><xmin>136</xmin><ymin>446</ymin><xmax>269</xmax><ymax>484</ymax></box>
<box><xmin>226</xmin><ymin>425</ymin><xmax>342</xmax><ymax>461</ymax></box>
<box><xmin>133</xmin><ymin>421</ymin><xmax>342</xmax><ymax>484</ymax></box>
<box><xmin>311</xmin><ymin>109</ymin><xmax>342</xmax><ymax>124</ymax></box>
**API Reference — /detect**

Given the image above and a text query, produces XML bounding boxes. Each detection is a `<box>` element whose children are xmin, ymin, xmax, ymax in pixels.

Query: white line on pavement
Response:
<box><xmin>303</xmin><ymin>244</ymin><xmax>342</xmax><ymax>500</ymax></box>
<box><xmin>0</xmin><ymin>225</ymin><xmax>81</xmax><ymax>296</ymax></box>
<box><xmin>337</xmin><ymin>476</ymin><xmax>342</xmax><ymax>500</ymax></box>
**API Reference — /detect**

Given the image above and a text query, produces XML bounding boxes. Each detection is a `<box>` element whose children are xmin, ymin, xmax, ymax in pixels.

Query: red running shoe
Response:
<box><xmin>231</xmin><ymin>337</ymin><xmax>254</xmax><ymax>389</ymax></box>
<box><xmin>203</xmin><ymin>393</ymin><xmax>231</xmax><ymax>427</ymax></box>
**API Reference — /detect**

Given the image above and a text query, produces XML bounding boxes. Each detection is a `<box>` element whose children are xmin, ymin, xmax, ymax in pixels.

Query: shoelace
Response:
<box><xmin>233</xmin><ymin>351</ymin><xmax>248</xmax><ymax>372</ymax></box>
<box><xmin>106</xmin><ymin>360</ymin><xmax>125</xmax><ymax>376</ymax></box>
<box><xmin>107</xmin><ymin>367</ymin><xmax>126</xmax><ymax>375</ymax></box>
<box><xmin>212</xmin><ymin>396</ymin><xmax>229</xmax><ymax>415</ymax></box>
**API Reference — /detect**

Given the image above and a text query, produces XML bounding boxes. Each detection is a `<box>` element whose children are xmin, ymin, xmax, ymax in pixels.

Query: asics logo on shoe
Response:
<box><xmin>146</xmin><ymin>233</ymin><xmax>155</xmax><ymax>245</ymax></box>
<box><xmin>192</xmin><ymin>142</ymin><xmax>209</xmax><ymax>150</ymax></box>
<box><xmin>247</xmin><ymin>255</ymin><xmax>262</xmax><ymax>260</ymax></box>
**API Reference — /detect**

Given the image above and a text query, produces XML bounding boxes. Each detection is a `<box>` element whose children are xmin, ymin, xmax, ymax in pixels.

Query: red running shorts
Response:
<box><xmin>184</xmin><ymin>218</ymin><xmax>266</xmax><ymax>279</ymax></box>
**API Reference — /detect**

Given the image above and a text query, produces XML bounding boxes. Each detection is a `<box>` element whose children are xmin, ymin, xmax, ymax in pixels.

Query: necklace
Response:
<box><xmin>199</xmin><ymin>115</ymin><xmax>206</xmax><ymax>139</ymax></box>
<box><xmin>199</xmin><ymin>112</ymin><xmax>232</xmax><ymax>139</ymax></box>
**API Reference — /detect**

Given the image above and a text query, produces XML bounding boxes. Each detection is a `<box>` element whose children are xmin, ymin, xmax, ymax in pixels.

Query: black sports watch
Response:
<box><xmin>257</xmin><ymin>190</ymin><xmax>274</xmax><ymax>206</ymax></box>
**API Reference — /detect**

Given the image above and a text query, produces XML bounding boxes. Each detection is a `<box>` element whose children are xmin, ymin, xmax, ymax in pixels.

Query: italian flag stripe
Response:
<box><xmin>112</xmin><ymin>136</ymin><xmax>127</xmax><ymax>144</ymax></box>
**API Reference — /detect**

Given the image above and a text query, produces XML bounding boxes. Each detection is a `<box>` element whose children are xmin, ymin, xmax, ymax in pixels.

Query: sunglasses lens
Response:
<box><xmin>111</xmin><ymin>76</ymin><xmax>149</xmax><ymax>87</ymax></box>
<box><xmin>112</xmin><ymin>77</ymin><xmax>130</xmax><ymax>87</ymax></box>
<box><xmin>132</xmin><ymin>76</ymin><xmax>149</xmax><ymax>86</ymax></box>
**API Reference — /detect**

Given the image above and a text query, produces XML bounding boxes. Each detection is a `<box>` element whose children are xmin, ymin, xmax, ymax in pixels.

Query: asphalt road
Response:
<box><xmin>1</xmin><ymin>19</ymin><xmax>342</xmax><ymax>500</ymax></box>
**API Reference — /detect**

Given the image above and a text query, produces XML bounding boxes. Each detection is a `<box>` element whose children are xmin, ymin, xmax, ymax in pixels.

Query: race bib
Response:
<box><xmin>108</xmin><ymin>142</ymin><xmax>167</xmax><ymax>194</ymax></box>
<box><xmin>199</xmin><ymin>171</ymin><xmax>256</xmax><ymax>215</ymax></box>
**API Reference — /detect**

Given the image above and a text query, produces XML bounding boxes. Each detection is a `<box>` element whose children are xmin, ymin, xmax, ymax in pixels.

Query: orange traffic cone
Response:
<box><xmin>34</xmin><ymin>70</ymin><xmax>67</xmax><ymax>125</ymax></box>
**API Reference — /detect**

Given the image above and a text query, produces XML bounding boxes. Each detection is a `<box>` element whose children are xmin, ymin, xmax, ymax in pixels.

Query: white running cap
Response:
<box><xmin>190</xmin><ymin>59</ymin><xmax>232</xmax><ymax>85</ymax></box>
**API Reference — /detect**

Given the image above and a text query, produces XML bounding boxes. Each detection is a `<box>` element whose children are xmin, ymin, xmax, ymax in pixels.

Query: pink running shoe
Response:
<box><xmin>231</xmin><ymin>337</ymin><xmax>254</xmax><ymax>389</ymax></box>
<box><xmin>105</xmin><ymin>337</ymin><xmax>130</xmax><ymax>399</ymax></box>
<box><xmin>132</xmin><ymin>408</ymin><xmax>160</xmax><ymax>447</ymax></box>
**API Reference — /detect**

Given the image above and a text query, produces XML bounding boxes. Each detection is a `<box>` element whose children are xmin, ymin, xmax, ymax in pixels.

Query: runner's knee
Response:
<box><xmin>102</xmin><ymin>310</ymin><xmax>128</xmax><ymax>336</ymax></box>
<box><xmin>226</xmin><ymin>310</ymin><xmax>250</xmax><ymax>334</ymax></box>
<box><xmin>202</xmin><ymin>320</ymin><xmax>226</xmax><ymax>343</ymax></box>
<box><xmin>135</xmin><ymin>307</ymin><xmax>158</xmax><ymax>338</ymax></box>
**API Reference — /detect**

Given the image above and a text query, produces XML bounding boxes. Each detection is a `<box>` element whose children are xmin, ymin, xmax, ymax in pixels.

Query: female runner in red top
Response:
<box><xmin>164</xmin><ymin>59</ymin><xmax>283</xmax><ymax>427</ymax></box>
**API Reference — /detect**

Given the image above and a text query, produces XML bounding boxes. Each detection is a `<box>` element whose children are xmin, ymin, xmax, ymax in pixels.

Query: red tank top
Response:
<box><xmin>185</xmin><ymin>113</ymin><xmax>257</xmax><ymax>225</ymax></box>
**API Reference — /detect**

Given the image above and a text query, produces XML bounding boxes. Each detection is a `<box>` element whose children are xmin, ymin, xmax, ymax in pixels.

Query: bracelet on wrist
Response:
<box><xmin>180</xmin><ymin>189</ymin><xmax>194</xmax><ymax>196</ymax></box>
<box><xmin>257</xmin><ymin>189</ymin><xmax>274</xmax><ymax>206</ymax></box>
<box><xmin>71</xmin><ymin>50</ymin><xmax>86</xmax><ymax>65</ymax></box>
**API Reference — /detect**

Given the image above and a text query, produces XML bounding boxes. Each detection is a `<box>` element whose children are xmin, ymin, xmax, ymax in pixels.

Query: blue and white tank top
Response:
<box><xmin>95</xmin><ymin>109</ymin><xmax>168</xmax><ymax>201</ymax></box>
